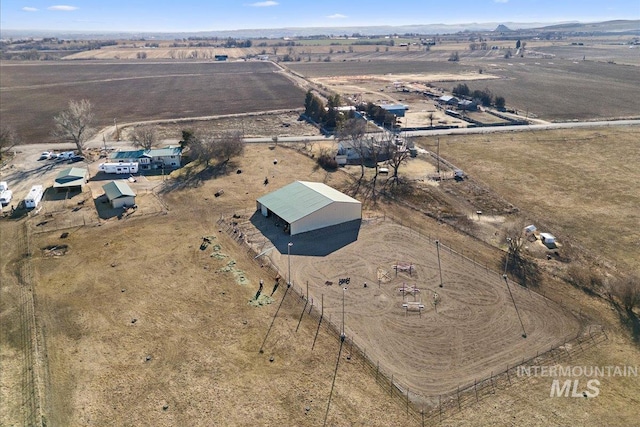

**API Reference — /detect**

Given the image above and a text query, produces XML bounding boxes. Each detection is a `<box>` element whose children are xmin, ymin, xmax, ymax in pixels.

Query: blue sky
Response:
<box><xmin>1</xmin><ymin>0</ymin><xmax>638</xmax><ymax>32</ymax></box>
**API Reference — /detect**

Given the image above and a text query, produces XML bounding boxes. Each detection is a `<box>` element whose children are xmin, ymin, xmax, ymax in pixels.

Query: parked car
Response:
<box><xmin>57</xmin><ymin>151</ymin><xmax>75</xmax><ymax>161</ymax></box>
<box><xmin>39</xmin><ymin>151</ymin><xmax>53</xmax><ymax>160</ymax></box>
<box><xmin>68</xmin><ymin>155</ymin><xmax>85</xmax><ymax>163</ymax></box>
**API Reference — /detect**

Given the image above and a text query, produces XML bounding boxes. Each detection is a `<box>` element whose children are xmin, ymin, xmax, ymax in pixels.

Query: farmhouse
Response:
<box><xmin>53</xmin><ymin>167</ymin><xmax>88</xmax><ymax>191</ymax></box>
<box><xmin>102</xmin><ymin>181</ymin><xmax>136</xmax><ymax>209</ymax></box>
<box><xmin>109</xmin><ymin>147</ymin><xmax>182</xmax><ymax>170</ymax></box>
<box><xmin>335</xmin><ymin>138</ymin><xmax>391</xmax><ymax>165</ymax></box>
<box><xmin>438</xmin><ymin>95</ymin><xmax>459</xmax><ymax>106</ymax></box>
<box><xmin>256</xmin><ymin>181</ymin><xmax>361</xmax><ymax>235</ymax></box>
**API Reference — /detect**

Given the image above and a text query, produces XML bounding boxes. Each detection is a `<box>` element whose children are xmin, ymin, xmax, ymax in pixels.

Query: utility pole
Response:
<box><xmin>436</xmin><ymin>240</ymin><xmax>444</xmax><ymax>288</ymax></box>
<box><xmin>114</xmin><ymin>118</ymin><xmax>120</xmax><ymax>141</ymax></box>
<box><xmin>287</xmin><ymin>242</ymin><xmax>293</xmax><ymax>288</ymax></box>
<box><xmin>436</xmin><ymin>137</ymin><xmax>440</xmax><ymax>175</ymax></box>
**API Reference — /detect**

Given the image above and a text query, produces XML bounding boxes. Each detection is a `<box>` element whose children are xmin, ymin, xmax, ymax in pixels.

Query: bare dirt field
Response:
<box><xmin>0</xmin><ymin>61</ymin><xmax>307</xmax><ymax>144</ymax></box>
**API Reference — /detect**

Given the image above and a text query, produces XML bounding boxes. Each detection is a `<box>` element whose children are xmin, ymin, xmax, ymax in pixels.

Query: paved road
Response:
<box><xmin>241</xmin><ymin>119</ymin><xmax>640</xmax><ymax>143</ymax></box>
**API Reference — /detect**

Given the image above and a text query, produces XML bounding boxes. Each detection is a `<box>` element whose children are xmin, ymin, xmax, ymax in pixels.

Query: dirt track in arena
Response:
<box><xmin>242</xmin><ymin>215</ymin><xmax>581</xmax><ymax>402</ymax></box>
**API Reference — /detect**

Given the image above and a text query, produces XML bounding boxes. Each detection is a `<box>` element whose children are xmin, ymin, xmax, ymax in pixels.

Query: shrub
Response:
<box><xmin>317</xmin><ymin>149</ymin><xmax>338</xmax><ymax>171</ymax></box>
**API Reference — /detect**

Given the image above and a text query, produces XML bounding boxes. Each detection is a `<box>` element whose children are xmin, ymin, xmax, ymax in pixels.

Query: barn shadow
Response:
<box><xmin>94</xmin><ymin>194</ymin><xmax>122</xmax><ymax>219</ymax></box>
<box><xmin>249</xmin><ymin>211</ymin><xmax>361</xmax><ymax>256</ymax></box>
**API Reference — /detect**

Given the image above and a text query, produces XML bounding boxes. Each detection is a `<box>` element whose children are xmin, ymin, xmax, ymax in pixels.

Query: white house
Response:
<box><xmin>109</xmin><ymin>147</ymin><xmax>182</xmax><ymax>170</ymax></box>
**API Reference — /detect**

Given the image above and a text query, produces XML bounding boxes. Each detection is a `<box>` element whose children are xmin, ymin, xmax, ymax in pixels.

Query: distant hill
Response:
<box><xmin>1</xmin><ymin>20</ymin><xmax>638</xmax><ymax>40</ymax></box>
<box><xmin>494</xmin><ymin>24</ymin><xmax>513</xmax><ymax>32</ymax></box>
<box><xmin>531</xmin><ymin>20</ymin><xmax>640</xmax><ymax>33</ymax></box>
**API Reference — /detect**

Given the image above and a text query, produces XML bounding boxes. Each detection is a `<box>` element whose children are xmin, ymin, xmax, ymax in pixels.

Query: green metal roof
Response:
<box><xmin>110</xmin><ymin>149</ymin><xmax>146</xmax><ymax>160</ymax></box>
<box><xmin>54</xmin><ymin>167</ymin><xmax>87</xmax><ymax>188</ymax></box>
<box><xmin>102</xmin><ymin>181</ymin><xmax>136</xmax><ymax>201</ymax></box>
<box><xmin>257</xmin><ymin>181</ymin><xmax>360</xmax><ymax>224</ymax></box>
<box><xmin>109</xmin><ymin>147</ymin><xmax>181</xmax><ymax>160</ymax></box>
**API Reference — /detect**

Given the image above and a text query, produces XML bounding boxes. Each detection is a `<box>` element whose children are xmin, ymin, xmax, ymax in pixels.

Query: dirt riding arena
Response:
<box><xmin>236</xmin><ymin>214</ymin><xmax>581</xmax><ymax>404</ymax></box>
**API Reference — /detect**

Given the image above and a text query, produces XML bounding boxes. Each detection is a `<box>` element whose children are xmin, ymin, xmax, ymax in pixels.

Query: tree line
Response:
<box><xmin>304</xmin><ymin>91</ymin><xmax>401</xmax><ymax>132</ymax></box>
<box><xmin>452</xmin><ymin>83</ymin><xmax>506</xmax><ymax>110</ymax></box>
<box><xmin>303</xmin><ymin>91</ymin><xmax>347</xmax><ymax>131</ymax></box>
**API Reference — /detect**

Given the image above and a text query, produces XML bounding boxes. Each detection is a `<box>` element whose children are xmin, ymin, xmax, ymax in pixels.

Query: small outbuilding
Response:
<box><xmin>438</xmin><ymin>95</ymin><xmax>459</xmax><ymax>106</ymax></box>
<box><xmin>539</xmin><ymin>232</ymin><xmax>557</xmax><ymax>248</ymax></box>
<box><xmin>458</xmin><ymin>99</ymin><xmax>477</xmax><ymax>111</ymax></box>
<box><xmin>54</xmin><ymin>167</ymin><xmax>88</xmax><ymax>191</ymax></box>
<box><xmin>379</xmin><ymin>104</ymin><xmax>409</xmax><ymax>117</ymax></box>
<box><xmin>256</xmin><ymin>181</ymin><xmax>361</xmax><ymax>235</ymax></box>
<box><xmin>102</xmin><ymin>181</ymin><xmax>136</xmax><ymax>209</ymax></box>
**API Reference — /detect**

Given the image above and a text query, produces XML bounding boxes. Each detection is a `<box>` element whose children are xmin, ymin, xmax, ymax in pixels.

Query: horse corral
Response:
<box><xmin>254</xmin><ymin>219</ymin><xmax>580</xmax><ymax>403</ymax></box>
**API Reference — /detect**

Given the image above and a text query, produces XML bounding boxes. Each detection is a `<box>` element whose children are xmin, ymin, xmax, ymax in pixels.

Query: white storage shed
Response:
<box><xmin>102</xmin><ymin>181</ymin><xmax>136</xmax><ymax>209</ymax></box>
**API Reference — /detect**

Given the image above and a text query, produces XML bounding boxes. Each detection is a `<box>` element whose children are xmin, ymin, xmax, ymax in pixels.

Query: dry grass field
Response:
<box><xmin>2</xmin><ymin>140</ymin><xmax>639</xmax><ymax>426</ymax></box>
<box><xmin>0</xmin><ymin>61</ymin><xmax>306</xmax><ymax>144</ymax></box>
<box><xmin>426</xmin><ymin>125</ymin><xmax>640</xmax><ymax>276</ymax></box>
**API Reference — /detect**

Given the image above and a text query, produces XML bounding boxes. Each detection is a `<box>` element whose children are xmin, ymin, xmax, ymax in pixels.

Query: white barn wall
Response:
<box><xmin>291</xmin><ymin>201</ymin><xmax>361</xmax><ymax>235</ymax></box>
<box><xmin>111</xmin><ymin>196</ymin><xmax>135</xmax><ymax>209</ymax></box>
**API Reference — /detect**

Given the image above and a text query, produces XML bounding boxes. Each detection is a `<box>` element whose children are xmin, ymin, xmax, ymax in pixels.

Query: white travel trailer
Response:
<box><xmin>24</xmin><ymin>185</ymin><xmax>44</xmax><ymax>209</ymax></box>
<box><xmin>98</xmin><ymin>162</ymin><xmax>139</xmax><ymax>174</ymax></box>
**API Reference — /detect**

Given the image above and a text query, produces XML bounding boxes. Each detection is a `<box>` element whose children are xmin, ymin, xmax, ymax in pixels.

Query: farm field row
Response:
<box><xmin>0</xmin><ymin>61</ymin><xmax>306</xmax><ymax>144</ymax></box>
<box><xmin>286</xmin><ymin>57</ymin><xmax>640</xmax><ymax>121</ymax></box>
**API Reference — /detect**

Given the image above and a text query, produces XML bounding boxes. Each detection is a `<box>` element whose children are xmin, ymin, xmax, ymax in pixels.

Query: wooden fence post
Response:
<box><xmin>406</xmin><ymin>388</ymin><xmax>409</xmax><ymax>415</ymax></box>
<box><xmin>390</xmin><ymin>374</ymin><xmax>394</xmax><ymax>396</ymax></box>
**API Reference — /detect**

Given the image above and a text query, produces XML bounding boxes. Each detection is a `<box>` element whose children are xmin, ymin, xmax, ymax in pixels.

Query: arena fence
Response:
<box><xmin>218</xmin><ymin>211</ymin><xmax>608</xmax><ymax>426</ymax></box>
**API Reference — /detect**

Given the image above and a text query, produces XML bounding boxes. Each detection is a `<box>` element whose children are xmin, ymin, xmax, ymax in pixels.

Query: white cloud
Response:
<box><xmin>22</xmin><ymin>7</ymin><xmax>39</xmax><ymax>12</ymax></box>
<box><xmin>249</xmin><ymin>1</ymin><xmax>278</xmax><ymax>6</ymax></box>
<box><xmin>494</xmin><ymin>0</ymin><xmax>509</xmax><ymax>3</ymax></box>
<box><xmin>47</xmin><ymin>5</ymin><xmax>79</xmax><ymax>11</ymax></box>
<box><xmin>327</xmin><ymin>13</ymin><xmax>347</xmax><ymax>19</ymax></box>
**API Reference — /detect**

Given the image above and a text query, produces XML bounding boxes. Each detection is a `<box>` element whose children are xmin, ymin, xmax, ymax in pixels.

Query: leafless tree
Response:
<box><xmin>427</xmin><ymin>112</ymin><xmax>435</xmax><ymax>128</ymax></box>
<box><xmin>52</xmin><ymin>99</ymin><xmax>94</xmax><ymax>155</ymax></box>
<box><xmin>337</xmin><ymin>118</ymin><xmax>368</xmax><ymax>179</ymax></box>
<box><xmin>130</xmin><ymin>126</ymin><xmax>157</xmax><ymax>150</ymax></box>
<box><xmin>190</xmin><ymin>131</ymin><xmax>245</xmax><ymax>167</ymax></box>
<box><xmin>608</xmin><ymin>274</ymin><xmax>640</xmax><ymax>313</ymax></box>
<box><xmin>216</xmin><ymin>131</ymin><xmax>245</xmax><ymax>163</ymax></box>
<box><xmin>501</xmin><ymin>220</ymin><xmax>541</xmax><ymax>287</ymax></box>
<box><xmin>0</xmin><ymin>126</ymin><xmax>20</xmax><ymax>161</ymax></box>
<box><xmin>385</xmin><ymin>134</ymin><xmax>412</xmax><ymax>183</ymax></box>
<box><xmin>367</xmin><ymin>133</ymin><xmax>390</xmax><ymax>199</ymax></box>
<box><xmin>189</xmin><ymin>134</ymin><xmax>217</xmax><ymax>167</ymax></box>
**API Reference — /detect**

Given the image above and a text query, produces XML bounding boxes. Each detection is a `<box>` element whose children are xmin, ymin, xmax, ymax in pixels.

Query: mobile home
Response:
<box><xmin>24</xmin><ymin>185</ymin><xmax>44</xmax><ymax>209</ymax></box>
<box><xmin>99</xmin><ymin>162</ymin><xmax>139</xmax><ymax>174</ymax></box>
